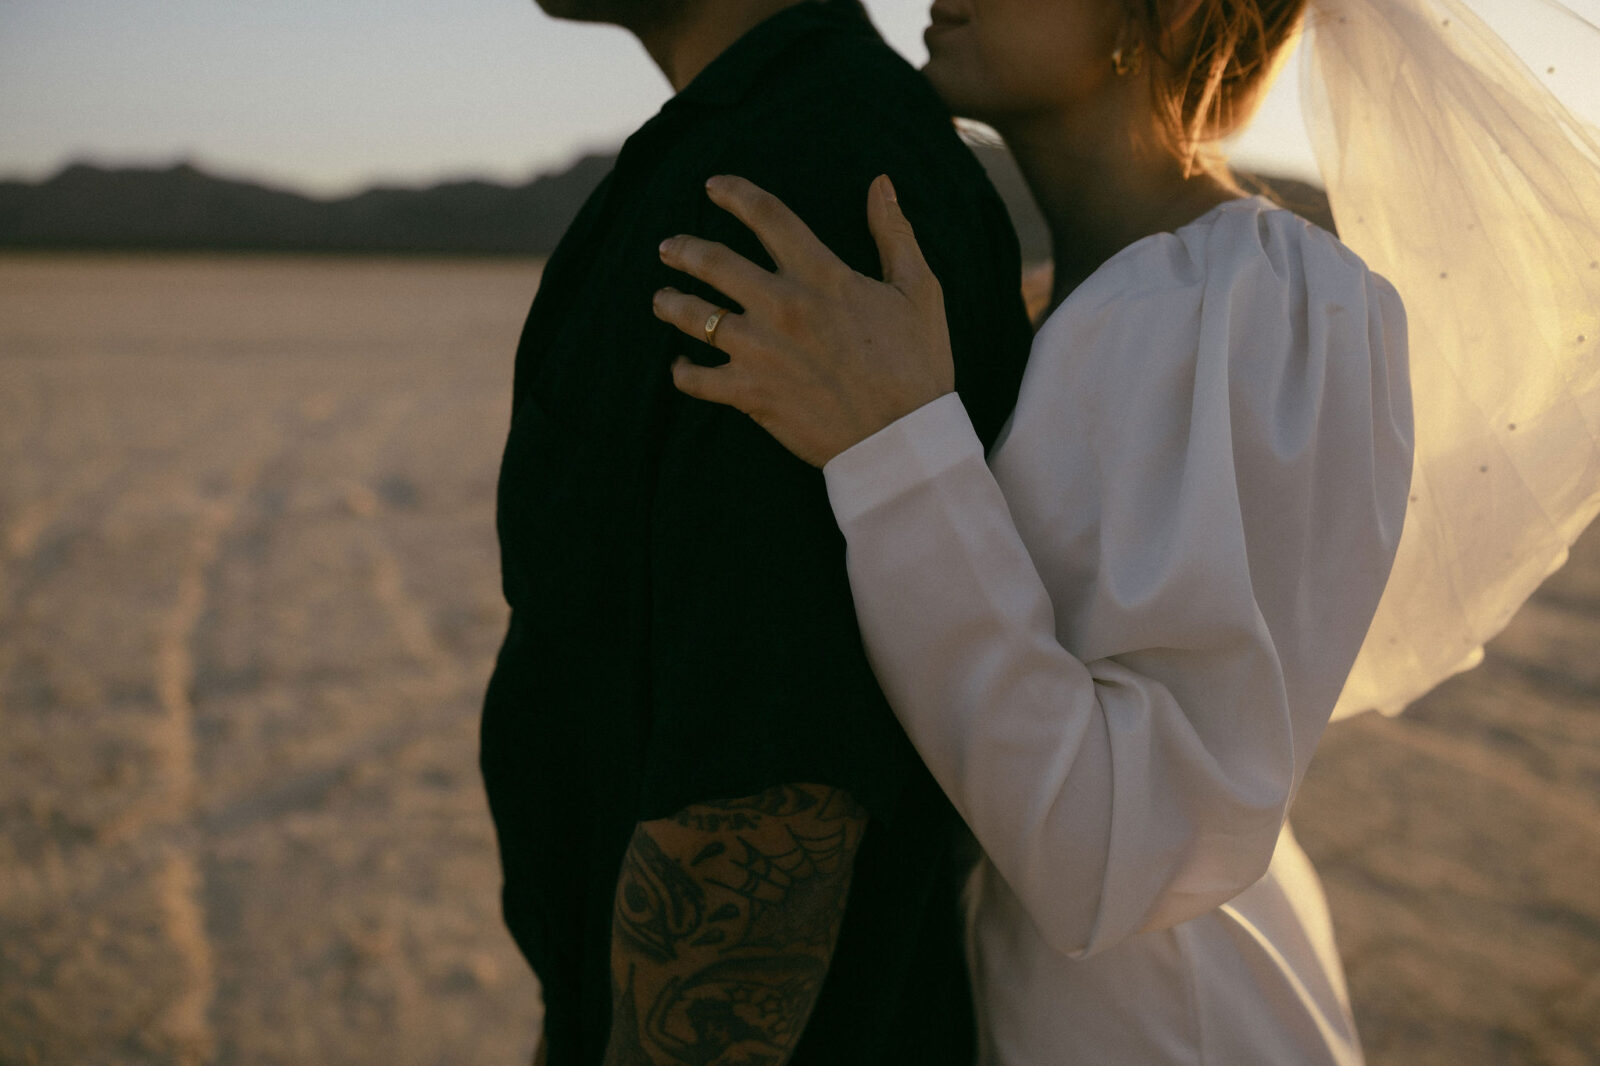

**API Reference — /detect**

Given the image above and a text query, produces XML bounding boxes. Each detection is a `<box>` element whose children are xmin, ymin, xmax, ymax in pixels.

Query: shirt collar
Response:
<box><xmin>669</xmin><ymin>1</ymin><xmax>873</xmax><ymax>110</ymax></box>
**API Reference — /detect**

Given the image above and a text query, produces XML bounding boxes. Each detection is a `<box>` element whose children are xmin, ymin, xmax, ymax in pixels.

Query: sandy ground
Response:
<box><xmin>0</xmin><ymin>254</ymin><xmax>1595</xmax><ymax>1065</ymax></box>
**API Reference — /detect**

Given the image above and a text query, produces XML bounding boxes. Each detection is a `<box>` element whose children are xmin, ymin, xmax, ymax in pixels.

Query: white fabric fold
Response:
<box><xmin>824</xmin><ymin>200</ymin><xmax>1407</xmax><ymax>1062</ymax></box>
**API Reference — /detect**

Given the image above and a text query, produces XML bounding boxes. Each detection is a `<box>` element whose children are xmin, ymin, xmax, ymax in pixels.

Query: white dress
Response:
<box><xmin>822</xmin><ymin>198</ymin><xmax>1414</xmax><ymax>1065</ymax></box>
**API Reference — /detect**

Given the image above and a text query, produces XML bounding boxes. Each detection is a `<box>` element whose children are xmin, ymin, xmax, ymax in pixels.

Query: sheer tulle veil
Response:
<box><xmin>1295</xmin><ymin>0</ymin><xmax>1600</xmax><ymax>717</ymax></box>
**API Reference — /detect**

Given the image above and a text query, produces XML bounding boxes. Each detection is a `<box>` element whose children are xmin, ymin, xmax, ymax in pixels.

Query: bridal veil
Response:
<box><xmin>1299</xmin><ymin>0</ymin><xmax>1600</xmax><ymax>716</ymax></box>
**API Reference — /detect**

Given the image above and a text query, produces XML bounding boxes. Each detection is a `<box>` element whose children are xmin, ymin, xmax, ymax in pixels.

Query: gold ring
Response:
<box><xmin>704</xmin><ymin>307</ymin><xmax>731</xmax><ymax>348</ymax></box>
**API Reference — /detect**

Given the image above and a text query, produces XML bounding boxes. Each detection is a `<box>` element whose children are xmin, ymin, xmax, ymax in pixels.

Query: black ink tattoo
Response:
<box><xmin>615</xmin><ymin>827</ymin><xmax>708</xmax><ymax>961</ymax></box>
<box><xmin>709</xmin><ymin>827</ymin><xmax>853</xmax><ymax>951</ymax></box>
<box><xmin>645</xmin><ymin>954</ymin><xmax>827</xmax><ymax>1066</ymax></box>
<box><xmin>692</xmin><ymin>842</ymin><xmax>728</xmax><ymax>866</ymax></box>
<box><xmin>604</xmin><ymin>784</ymin><xmax>867</xmax><ymax>1066</ymax></box>
<box><xmin>604</xmin><ymin>965</ymin><xmax>659</xmax><ymax>1066</ymax></box>
<box><xmin>675</xmin><ymin>810</ymin><xmax>762</xmax><ymax>833</ymax></box>
<box><xmin>696</xmin><ymin>784</ymin><xmax>821</xmax><ymax>819</ymax></box>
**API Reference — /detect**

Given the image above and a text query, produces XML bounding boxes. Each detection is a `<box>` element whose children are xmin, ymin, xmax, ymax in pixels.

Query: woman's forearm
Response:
<box><xmin>825</xmin><ymin>394</ymin><xmax>1299</xmax><ymax>956</ymax></box>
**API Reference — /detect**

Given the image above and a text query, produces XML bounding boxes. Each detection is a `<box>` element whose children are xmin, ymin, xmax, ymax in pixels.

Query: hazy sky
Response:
<box><xmin>1</xmin><ymin>0</ymin><xmax>1595</xmax><ymax>196</ymax></box>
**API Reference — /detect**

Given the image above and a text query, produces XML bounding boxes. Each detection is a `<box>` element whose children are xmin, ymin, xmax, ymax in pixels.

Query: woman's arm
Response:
<box><xmin>821</xmin><ymin>393</ymin><xmax>1295</xmax><ymax>956</ymax></box>
<box><xmin>654</xmin><ymin>181</ymin><xmax>1411</xmax><ymax>955</ymax></box>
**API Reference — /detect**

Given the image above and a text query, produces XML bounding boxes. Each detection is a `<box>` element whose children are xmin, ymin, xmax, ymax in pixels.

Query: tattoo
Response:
<box><xmin>672</xmin><ymin>784</ymin><xmax>864</xmax><ymax>834</ymax></box>
<box><xmin>674</xmin><ymin>810</ymin><xmax>762</xmax><ymax>833</ymax></box>
<box><xmin>615</xmin><ymin>829</ymin><xmax>708</xmax><ymax>961</ymax></box>
<box><xmin>709</xmin><ymin>827</ymin><xmax>853</xmax><ymax>950</ymax></box>
<box><xmin>605</xmin><ymin>784</ymin><xmax>867</xmax><ymax>1066</ymax></box>
<box><xmin>696</xmin><ymin>784</ymin><xmax>824</xmax><ymax>819</ymax></box>
<box><xmin>646</xmin><ymin>955</ymin><xmax>827</xmax><ymax>1066</ymax></box>
<box><xmin>604</xmin><ymin>965</ymin><xmax>659</xmax><ymax>1066</ymax></box>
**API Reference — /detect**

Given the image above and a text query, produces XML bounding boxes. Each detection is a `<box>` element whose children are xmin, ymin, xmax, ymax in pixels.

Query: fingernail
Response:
<box><xmin>658</xmin><ymin>238</ymin><xmax>673</xmax><ymax>256</ymax></box>
<box><xmin>705</xmin><ymin>175</ymin><xmax>721</xmax><ymax>192</ymax></box>
<box><xmin>880</xmin><ymin>175</ymin><xmax>898</xmax><ymax>204</ymax></box>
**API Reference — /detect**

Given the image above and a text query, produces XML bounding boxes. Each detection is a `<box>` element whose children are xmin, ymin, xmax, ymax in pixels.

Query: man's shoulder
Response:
<box><xmin>728</xmin><ymin>27</ymin><xmax>980</xmax><ymax>187</ymax></box>
<box><xmin>776</xmin><ymin>23</ymin><xmax>941</xmax><ymax>112</ymax></box>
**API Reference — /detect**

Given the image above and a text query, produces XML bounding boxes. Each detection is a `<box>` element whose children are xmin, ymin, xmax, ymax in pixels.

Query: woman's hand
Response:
<box><xmin>653</xmin><ymin>174</ymin><xmax>954</xmax><ymax>467</ymax></box>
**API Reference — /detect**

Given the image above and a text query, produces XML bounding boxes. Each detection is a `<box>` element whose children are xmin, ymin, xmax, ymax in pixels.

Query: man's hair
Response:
<box><xmin>814</xmin><ymin>0</ymin><xmax>876</xmax><ymax>32</ymax></box>
<box><xmin>537</xmin><ymin>0</ymin><xmax>874</xmax><ymax>38</ymax></box>
<box><xmin>822</xmin><ymin>0</ymin><xmax>871</xmax><ymax>19</ymax></box>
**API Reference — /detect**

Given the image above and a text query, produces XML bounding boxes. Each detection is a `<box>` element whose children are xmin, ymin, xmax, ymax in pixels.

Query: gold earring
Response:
<box><xmin>1111</xmin><ymin>42</ymin><xmax>1143</xmax><ymax>76</ymax></box>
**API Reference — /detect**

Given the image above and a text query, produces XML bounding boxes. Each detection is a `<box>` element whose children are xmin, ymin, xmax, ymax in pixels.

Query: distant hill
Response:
<box><xmin>0</xmin><ymin>149</ymin><xmax>1330</xmax><ymax>260</ymax></box>
<box><xmin>0</xmin><ymin>156</ymin><xmax>616</xmax><ymax>257</ymax></box>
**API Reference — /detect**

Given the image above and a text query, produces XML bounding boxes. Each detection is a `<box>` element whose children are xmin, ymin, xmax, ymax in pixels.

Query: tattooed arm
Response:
<box><xmin>602</xmin><ymin>784</ymin><xmax>868</xmax><ymax>1066</ymax></box>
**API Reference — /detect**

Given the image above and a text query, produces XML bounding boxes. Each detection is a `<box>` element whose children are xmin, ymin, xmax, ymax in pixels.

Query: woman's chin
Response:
<box><xmin>921</xmin><ymin>59</ymin><xmax>985</xmax><ymax>123</ymax></box>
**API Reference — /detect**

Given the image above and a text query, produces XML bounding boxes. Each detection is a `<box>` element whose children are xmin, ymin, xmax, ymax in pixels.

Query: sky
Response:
<box><xmin>1</xmin><ymin>0</ymin><xmax>1596</xmax><ymax>197</ymax></box>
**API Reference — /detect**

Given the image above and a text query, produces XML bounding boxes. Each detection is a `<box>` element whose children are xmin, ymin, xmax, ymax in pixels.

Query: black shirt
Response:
<box><xmin>480</xmin><ymin>4</ymin><xmax>1033</xmax><ymax>1063</ymax></box>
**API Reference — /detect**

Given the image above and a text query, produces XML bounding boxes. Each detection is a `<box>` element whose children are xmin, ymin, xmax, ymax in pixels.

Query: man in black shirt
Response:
<box><xmin>480</xmin><ymin>1</ymin><xmax>1033</xmax><ymax>1063</ymax></box>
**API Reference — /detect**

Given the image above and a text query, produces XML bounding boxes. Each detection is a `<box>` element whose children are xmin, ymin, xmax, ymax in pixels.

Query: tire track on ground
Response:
<box><xmin>146</xmin><ymin>489</ymin><xmax>236</xmax><ymax>1065</ymax></box>
<box><xmin>134</xmin><ymin>424</ymin><xmax>280</xmax><ymax>1063</ymax></box>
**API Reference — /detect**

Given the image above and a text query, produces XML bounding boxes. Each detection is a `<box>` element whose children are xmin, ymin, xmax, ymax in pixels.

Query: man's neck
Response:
<box><xmin>636</xmin><ymin>0</ymin><xmax>807</xmax><ymax>92</ymax></box>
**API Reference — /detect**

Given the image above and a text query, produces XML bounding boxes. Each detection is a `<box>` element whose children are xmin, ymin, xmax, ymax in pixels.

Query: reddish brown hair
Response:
<box><xmin>1124</xmin><ymin>0</ymin><xmax>1309</xmax><ymax>173</ymax></box>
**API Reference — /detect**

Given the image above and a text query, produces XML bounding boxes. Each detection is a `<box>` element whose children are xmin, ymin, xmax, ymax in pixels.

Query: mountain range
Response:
<box><xmin>0</xmin><ymin>147</ymin><xmax>1331</xmax><ymax>263</ymax></box>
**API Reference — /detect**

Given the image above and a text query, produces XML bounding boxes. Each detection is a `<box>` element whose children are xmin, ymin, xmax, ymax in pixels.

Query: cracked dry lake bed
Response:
<box><xmin>2</xmin><ymin>254</ymin><xmax>1596</xmax><ymax>1065</ymax></box>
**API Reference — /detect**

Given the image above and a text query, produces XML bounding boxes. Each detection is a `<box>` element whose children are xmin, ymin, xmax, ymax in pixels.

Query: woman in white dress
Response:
<box><xmin>650</xmin><ymin>0</ymin><xmax>1600</xmax><ymax>1062</ymax></box>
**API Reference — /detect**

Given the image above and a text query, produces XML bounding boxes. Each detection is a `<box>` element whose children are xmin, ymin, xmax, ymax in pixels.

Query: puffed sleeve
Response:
<box><xmin>822</xmin><ymin>203</ymin><xmax>1413</xmax><ymax>957</ymax></box>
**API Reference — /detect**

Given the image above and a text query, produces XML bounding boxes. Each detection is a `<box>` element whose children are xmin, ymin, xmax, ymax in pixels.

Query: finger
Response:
<box><xmin>652</xmin><ymin>287</ymin><xmax>750</xmax><ymax>352</ymax></box>
<box><xmin>670</xmin><ymin>355</ymin><xmax>752</xmax><ymax>413</ymax></box>
<box><xmin>705</xmin><ymin>175</ymin><xmax>838</xmax><ymax>281</ymax></box>
<box><xmin>658</xmin><ymin>235</ymin><xmax>774</xmax><ymax>312</ymax></box>
<box><xmin>867</xmin><ymin>175</ymin><xmax>936</xmax><ymax>295</ymax></box>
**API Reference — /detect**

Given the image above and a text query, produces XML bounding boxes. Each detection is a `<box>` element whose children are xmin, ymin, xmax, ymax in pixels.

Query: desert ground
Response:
<box><xmin>1</xmin><ymin>254</ymin><xmax>1595</xmax><ymax>1065</ymax></box>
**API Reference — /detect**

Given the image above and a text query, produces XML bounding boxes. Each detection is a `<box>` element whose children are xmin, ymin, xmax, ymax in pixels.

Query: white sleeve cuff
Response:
<box><xmin>823</xmin><ymin>392</ymin><xmax>985</xmax><ymax>527</ymax></box>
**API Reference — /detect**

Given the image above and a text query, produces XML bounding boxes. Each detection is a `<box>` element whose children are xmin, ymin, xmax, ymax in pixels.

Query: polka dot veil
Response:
<box><xmin>1301</xmin><ymin>0</ymin><xmax>1600</xmax><ymax>716</ymax></box>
